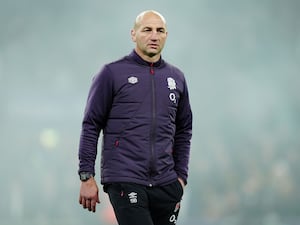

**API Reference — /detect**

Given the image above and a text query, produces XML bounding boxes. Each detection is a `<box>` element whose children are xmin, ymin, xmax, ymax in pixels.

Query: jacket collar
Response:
<box><xmin>129</xmin><ymin>50</ymin><xmax>164</xmax><ymax>67</ymax></box>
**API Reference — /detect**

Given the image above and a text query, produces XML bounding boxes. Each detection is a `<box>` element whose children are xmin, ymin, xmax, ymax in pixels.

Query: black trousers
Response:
<box><xmin>104</xmin><ymin>180</ymin><xmax>184</xmax><ymax>225</ymax></box>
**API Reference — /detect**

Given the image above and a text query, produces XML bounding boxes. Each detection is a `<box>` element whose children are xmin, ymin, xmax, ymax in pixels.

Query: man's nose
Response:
<box><xmin>150</xmin><ymin>31</ymin><xmax>159</xmax><ymax>39</ymax></box>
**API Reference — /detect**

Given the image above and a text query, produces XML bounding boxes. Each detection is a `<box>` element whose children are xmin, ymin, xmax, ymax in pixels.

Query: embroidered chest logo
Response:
<box><xmin>167</xmin><ymin>77</ymin><xmax>176</xmax><ymax>90</ymax></box>
<box><xmin>167</xmin><ymin>77</ymin><xmax>177</xmax><ymax>104</ymax></box>
<box><xmin>128</xmin><ymin>192</ymin><xmax>138</xmax><ymax>204</ymax></box>
<box><xmin>128</xmin><ymin>76</ymin><xmax>138</xmax><ymax>84</ymax></box>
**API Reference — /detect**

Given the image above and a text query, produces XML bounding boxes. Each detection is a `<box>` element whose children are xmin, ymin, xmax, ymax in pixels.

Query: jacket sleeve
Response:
<box><xmin>173</xmin><ymin>77</ymin><xmax>193</xmax><ymax>185</ymax></box>
<box><xmin>78</xmin><ymin>65</ymin><xmax>114</xmax><ymax>175</ymax></box>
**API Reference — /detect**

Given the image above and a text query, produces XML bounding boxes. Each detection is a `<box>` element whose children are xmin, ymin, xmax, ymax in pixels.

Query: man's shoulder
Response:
<box><xmin>163</xmin><ymin>61</ymin><xmax>185</xmax><ymax>77</ymax></box>
<box><xmin>105</xmin><ymin>54</ymin><xmax>133</xmax><ymax>68</ymax></box>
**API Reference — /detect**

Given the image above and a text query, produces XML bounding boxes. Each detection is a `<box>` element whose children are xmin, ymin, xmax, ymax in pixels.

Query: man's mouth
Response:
<box><xmin>148</xmin><ymin>44</ymin><xmax>158</xmax><ymax>49</ymax></box>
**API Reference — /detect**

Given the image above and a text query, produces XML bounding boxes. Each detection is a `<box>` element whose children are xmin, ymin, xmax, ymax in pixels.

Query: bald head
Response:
<box><xmin>131</xmin><ymin>10</ymin><xmax>168</xmax><ymax>62</ymax></box>
<box><xmin>133</xmin><ymin>10</ymin><xmax>167</xmax><ymax>30</ymax></box>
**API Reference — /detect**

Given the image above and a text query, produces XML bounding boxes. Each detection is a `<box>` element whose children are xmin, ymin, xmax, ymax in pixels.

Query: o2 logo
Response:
<box><xmin>169</xmin><ymin>214</ymin><xmax>177</xmax><ymax>224</ymax></box>
<box><xmin>169</xmin><ymin>93</ymin><xmax>176</xmax><ymax>104</ymax></box>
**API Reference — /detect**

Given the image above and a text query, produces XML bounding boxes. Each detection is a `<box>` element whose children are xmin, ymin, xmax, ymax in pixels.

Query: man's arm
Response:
<box><xmin>78</xmin><ymin>65</ymin><xmax>114</xmax><ymax>212</ymax></box>
<box><xmin>173</xmin><ymin>78</ymin><xmax>193</xmax><ymax>185</ymax></box>
<box><xmin>78</xmin><ymin>65</ymin><xmax>114</xmax><ymax>175</ymax></box>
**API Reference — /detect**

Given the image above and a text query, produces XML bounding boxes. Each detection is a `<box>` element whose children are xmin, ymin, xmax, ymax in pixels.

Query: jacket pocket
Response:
<box><xmin>101</xmin><ymin>134</ymin><xmax>121</xmax><ymax>170</ymax></box>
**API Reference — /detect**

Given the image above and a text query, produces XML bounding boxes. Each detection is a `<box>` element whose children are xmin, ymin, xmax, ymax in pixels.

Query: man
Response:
<box><xmin>78</xmin><ymin>10</ymin><xmax>192</xmax><ymax>225</ymax></box>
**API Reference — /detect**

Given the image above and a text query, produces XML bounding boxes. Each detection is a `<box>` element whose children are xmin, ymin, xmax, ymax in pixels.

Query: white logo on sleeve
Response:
<box><xmin>167</xmin><ymin>77</ymin><xmax>176</xmax><ymax>90</ymax></box>
<box><xmin>128</xmin><ymin>192</ymin><xmax>138</xmax><ymax>204</ymax></box>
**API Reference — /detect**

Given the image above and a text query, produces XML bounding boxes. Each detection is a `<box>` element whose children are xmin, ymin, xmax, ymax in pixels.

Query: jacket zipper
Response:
<box><xmin>149</xmin><ymin>63</ymin><xmax>156</xmax><ymax>187</ymax></box>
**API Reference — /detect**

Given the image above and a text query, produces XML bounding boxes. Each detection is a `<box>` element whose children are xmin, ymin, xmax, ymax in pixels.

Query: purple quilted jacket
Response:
<box><xmin>78</xmin><ymin>50</ymin><xmax>192</xmax><ymax>187</ymax></box>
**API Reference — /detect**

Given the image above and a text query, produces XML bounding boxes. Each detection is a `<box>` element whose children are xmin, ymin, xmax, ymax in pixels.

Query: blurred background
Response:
<box><xmin>1</xmin><ymin>0</ymin><xmax>300</xmax><ymax>225</ymax></box>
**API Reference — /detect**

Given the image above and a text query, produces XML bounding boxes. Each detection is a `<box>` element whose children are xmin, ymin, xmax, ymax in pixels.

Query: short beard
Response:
<box><xmin>147</xmin><ymin>52</ymin><xmax>156</xmax><ymax>57</ymax></box>
<box><xmin>144</xmin><ymin>50</ymin><xmax>161</xmax><ymax>58</ymax></box>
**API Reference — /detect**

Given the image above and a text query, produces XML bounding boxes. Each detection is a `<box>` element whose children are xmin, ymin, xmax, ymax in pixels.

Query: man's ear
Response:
<box><xmin>131</xmin><ymin>29</ymin><xmax>136</xmax><ymax>42</ymax></box>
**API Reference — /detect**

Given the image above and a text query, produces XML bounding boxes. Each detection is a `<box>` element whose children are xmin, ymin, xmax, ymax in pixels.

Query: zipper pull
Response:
<box><xmin>150</xmin><ymin>63</ymin><xmax>154</xmax><ymax>75</ymax></box>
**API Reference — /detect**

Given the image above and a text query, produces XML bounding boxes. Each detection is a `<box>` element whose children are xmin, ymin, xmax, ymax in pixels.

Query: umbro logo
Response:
<box><xmin>128</xmin><ymin>76</ymin><xmax>138</xmax><ymax>84</ymax></box>
<box><xmin>128</xmin><ymin>192</ymin><xmax>138</xmax><ymax>204</ymax></box>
